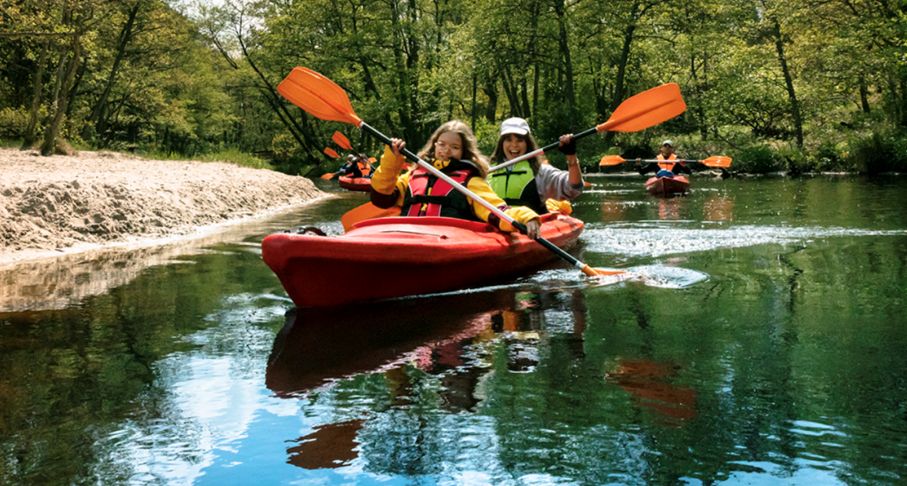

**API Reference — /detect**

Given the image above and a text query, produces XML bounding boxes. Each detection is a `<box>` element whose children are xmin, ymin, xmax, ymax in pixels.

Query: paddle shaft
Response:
<box><xmin>360</xmin><ymin>122</ymin><xmax>594</xmax><ymax>273</ymax></box>
<box><xmin>634</xmin><ymin>158</ymin><xmax>699</xmax><ymax>164</ymax></box>
<box><xmin>487</xmin><ymin>126</ymin><xmax>599</xmax><ymax>173</ymax></box>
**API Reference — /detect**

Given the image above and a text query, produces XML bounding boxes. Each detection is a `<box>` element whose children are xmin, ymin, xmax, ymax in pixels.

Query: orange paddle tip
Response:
<box><xmin>581</xmin><ymin>266</ymin><xmax>627</xmax><ymax>278</ymax></box>
<box><xmin>278</xmin><ymin>67</ymin><xmax>363</xmax><ymax>126</ymax></box>
<box><xmin>332</xmin><ymin>131</ymin><xmax>353</xmax><ymax>150</ymax></box>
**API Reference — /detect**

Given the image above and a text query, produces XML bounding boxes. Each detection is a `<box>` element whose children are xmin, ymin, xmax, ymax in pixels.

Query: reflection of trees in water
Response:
<box><xmin>269</xmin><ymin>288</ymin><xmax>595</xmax><ymax>476</ymax></box>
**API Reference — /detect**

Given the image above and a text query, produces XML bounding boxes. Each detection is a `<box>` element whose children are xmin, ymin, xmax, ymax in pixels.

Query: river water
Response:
<box><xmin>1</xmin><ymin>175</ymin><xmax>906</xmax><ymax>484</ymax></box>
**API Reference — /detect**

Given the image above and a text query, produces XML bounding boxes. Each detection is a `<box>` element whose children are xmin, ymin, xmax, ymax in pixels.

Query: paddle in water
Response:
<box><xmin>276</xmin><ymin>67</ymin><xmax>685</xmax><ymax>278</ymax></box>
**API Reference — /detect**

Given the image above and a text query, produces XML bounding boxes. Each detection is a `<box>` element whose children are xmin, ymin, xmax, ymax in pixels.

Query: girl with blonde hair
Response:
<box><xmin>370</xmin><ymin>120</ymin><xmax>541</xmax><ymax>237</ymax></box>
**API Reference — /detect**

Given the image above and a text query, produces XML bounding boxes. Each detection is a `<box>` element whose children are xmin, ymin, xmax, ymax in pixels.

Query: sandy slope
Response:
<box><xmin>0</xmin><ymin>147</ymin><xmax>325</xmax><ymax>267</ymax></box>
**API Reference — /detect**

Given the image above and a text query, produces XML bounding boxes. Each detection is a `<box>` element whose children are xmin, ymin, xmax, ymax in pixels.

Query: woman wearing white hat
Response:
<box><xmin>488</xmin><ymin>117</ymin><xmax>584</xmax><ymax>215</ymax></box>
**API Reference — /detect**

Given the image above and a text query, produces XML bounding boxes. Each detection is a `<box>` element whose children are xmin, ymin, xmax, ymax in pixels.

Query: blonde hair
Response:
<box><xmin>418</xmin><ymin>120</ymin><xmax>490</xmax><ymax>177</ymax></box>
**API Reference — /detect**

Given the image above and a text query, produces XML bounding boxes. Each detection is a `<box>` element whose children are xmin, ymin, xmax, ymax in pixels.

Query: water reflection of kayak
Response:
<box><xmin>261</xmin><ymin>213</ymin><xmax>584</xmax><ymax>308</ymax></box>
<box><xmin>337</xmin><ymin>175</ymin><xmax>372</xmax><ymax>192</ymax></box>
<box><xmin>265</xmin><ymin>291</ymin><xmax>515</xmax><ymax>397</ymax></box>
<box><xmin>605</xmin><ymin>359</ymin><xmax>697</xmax><ymax>421</ymax></box>
<box><xmin>645</xmin><ymin>175</ymin><xmax>689</xmax><ymax>197</ymax></box>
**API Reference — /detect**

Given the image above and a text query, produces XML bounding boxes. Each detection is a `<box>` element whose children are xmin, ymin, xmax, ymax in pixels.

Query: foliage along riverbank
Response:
<box><xmin>1</xmin><ymin>1</ymin><xmax>904</xmax><ymax>178</ymax></box>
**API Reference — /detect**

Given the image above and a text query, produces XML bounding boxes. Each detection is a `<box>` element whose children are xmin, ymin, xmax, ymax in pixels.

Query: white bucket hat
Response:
<box><xmin>661</xmin><ymin>140</ymin><xmax>674</xmax><ymax>147</ymax></box>
<box><xmin>500</xmin><ymin>117</ymin><xmax>531</xmax><ymax>136</ymax></box>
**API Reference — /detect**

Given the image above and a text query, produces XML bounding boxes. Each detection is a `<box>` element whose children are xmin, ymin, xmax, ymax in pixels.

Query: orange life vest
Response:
<box><xmin>657</xmin><ymin>153</ymin><xmax>678</xmax><ymax>171</ymax></box>
<box><xmin>357</xmin><ymin>160</ymin><xmax>371</xmax><ymax>177</ymax></box>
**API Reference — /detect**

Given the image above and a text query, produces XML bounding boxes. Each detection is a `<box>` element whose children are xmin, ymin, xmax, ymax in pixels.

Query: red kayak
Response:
<box><xmin>337</xmin><ymin>175</ymin><xmax>372</xmax><ymax>192</ymax></box>
<box><xmin>645</xmin><ymin>175</ymin><xmax>689</xmax><ymax>197</ymax></box>
<box><xmin>261</xmin><ymin>213</ymin><xmax>584</xmax><ymax>308</ymax></box>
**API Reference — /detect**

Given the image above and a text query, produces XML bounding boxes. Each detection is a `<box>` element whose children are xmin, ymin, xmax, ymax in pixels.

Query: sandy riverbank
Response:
<box><xmin>0</xmin><ymin>147</ymin><xmax>325</xmax><ymax>268</ymax></box>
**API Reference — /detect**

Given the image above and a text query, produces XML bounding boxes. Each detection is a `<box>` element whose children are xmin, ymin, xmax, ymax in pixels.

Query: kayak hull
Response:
<box><xmin>337</xmin><ymin>176</ymin><xmax>372</xmax><ymax>192</ymax></box>
<box><xmin>261</xmin><ymin>214</ymin><xmax>584</xmax><ymax>308</ymax></box>
<box><xmin>645</xmin><ymin>175</ymin><xmax>689</xmax><ymax>197</ymax></box>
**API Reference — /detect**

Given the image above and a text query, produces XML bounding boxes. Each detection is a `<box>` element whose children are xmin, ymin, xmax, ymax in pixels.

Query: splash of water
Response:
<box><xmin>583</xmin><ymin>223</ymin><xmax>907</xmax><ymax>257</ymax></box>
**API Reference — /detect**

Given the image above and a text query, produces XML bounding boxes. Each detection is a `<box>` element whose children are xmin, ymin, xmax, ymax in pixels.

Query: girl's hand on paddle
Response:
<box><xmin>389</xmin><ymin>138</ymin><xmax>406</xmax><ymax>157</ymax></box>
<box><xmin>501</xmin><ymin>206</ymin><xmax>541</xmax><ymax>238</ymax></box>
<box><xmin>372</xmin><ymin>140</ymin><xmax>407</xmax><ymax>194</ymax></box>
<box><xmin>524</xmin><ymin>218</ymin><xmax>541</xmax><ymax>239</ymax></box>
<box><xmin>379</xmin><ymin>139</ymin><xmax>406</xmax><ymax>174</ymax></box>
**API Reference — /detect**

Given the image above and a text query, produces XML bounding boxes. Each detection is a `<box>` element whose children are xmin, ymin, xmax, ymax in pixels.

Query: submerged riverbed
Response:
<box><xmin>2</xmin><ymin>175</ymin><xmax>906</xmax><ymax>484</ymax></box>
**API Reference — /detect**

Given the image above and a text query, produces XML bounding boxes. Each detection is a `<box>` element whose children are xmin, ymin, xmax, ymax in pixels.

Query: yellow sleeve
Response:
<box><xmin>465</xmin><ymin>177</ymin><xmax>539</xmax><ymax>231</ymax></box>
<box><xmin>370</xmin><ymin>146</ymin><xmax>407</xmax><ymax>195</ymax></box>
<box><xmin>369</xmin><ymin>168</ymin><xmax>410</xmax><ymax>209</ymax></box>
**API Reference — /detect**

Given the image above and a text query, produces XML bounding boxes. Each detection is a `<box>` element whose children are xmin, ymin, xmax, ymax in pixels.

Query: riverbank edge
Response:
<box><xmin>0</xmin><ymin>148</ymin><xmax>330</xmax><ymax>270</ymax></box>
<box><xmin>0</xmin><ymin>194</ymin><xmax>333</xmax><ymax>270</ymax></box>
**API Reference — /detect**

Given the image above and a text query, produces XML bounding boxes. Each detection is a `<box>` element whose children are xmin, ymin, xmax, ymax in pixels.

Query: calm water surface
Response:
<box><xmin>2</xmin><ymin>176</ymin><xmax>906</xmax><ymax>484</ymax></box>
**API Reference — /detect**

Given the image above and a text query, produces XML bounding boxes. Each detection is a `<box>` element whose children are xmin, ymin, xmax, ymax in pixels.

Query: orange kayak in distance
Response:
<box><xmin>645</xmin><ymin>175</ymin><xmax>689</xmax><ymax>197</ymax></box>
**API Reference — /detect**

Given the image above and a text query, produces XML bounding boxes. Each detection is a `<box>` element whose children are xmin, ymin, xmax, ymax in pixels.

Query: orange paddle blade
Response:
<box><xmin>332</xmin><ymin>131</ymin><xmax>353</xmax><ymax>150</ymax></box>
<box><xmin>341</xmin><ymin>202</ymin><xmax>402</xmax><ymax>232</ymax></box>
<box><xmin>277</xmin><ymin>67</ymin><xmax>362</xmax><ymax>126</ymax></box>
<box><xmin>581</xmin><ymin>265</ymin><xmax>627</xmax><ymax>277</ymax></box>
<box><xmin>702</xmin><ymin>156</ymin><xmax>732</xmax><ymax>168</ymax></box>
<box><xmin>599</xmin><ymin>155</ymin><xmax>627</xmax><ymax>166</ymax></box>
<box><xmin>320</xmin><ymin>172</ymin><xmax>336</xmax><ymax>180</ymax></box>
<box><xmin>323</xmin><ymin>147</ymin><xmax>340</xmax><ymax>159</ymax></box>
<box><xmin>596</xmin><ymin>83</ymin><xmax>686</xmax><ymax>133</ymax></box>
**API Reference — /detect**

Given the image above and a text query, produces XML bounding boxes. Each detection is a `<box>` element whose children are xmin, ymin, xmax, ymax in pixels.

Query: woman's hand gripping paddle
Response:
<box><xmin>487</xmin><ymin>83</ymin><xmax>688</xmax><ymax>173</ymax></box>
<box><xmin>276</xmin><ymin>67</ymin><xmax>682</xmax><ymax>278</ymax></box>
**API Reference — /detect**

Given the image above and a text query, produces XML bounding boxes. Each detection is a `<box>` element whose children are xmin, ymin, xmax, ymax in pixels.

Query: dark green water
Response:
<box><xmin>2</xmin><ymin>176</ymin><xmax>906</xmax><ymax>484</ymax></box>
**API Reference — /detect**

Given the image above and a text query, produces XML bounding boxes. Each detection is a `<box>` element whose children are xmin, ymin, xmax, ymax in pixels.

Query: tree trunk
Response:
<box><xmin>858</xmin><ymin>74</ymin><xmax>870</xmax><ymax>113</ymax></box>
<box><xmin>611</xmin><ymin>2</ymin><xmax>639</xmax><ymax>112</ymax></box>
<box><xmin>21</xmin><ymin>44</ymin><xmax>47</xmax><ymax>149</ymax></box>
<box><xmin>482</xmin><ymin>79</ymin><xmax>498</xmax><ymax>122</ymax></box>
<box><xmin>389</xmin><ymin>0</ymin><xmax>414</xmax><ymax>140</ymax></box>
<box><xmin>471</xmin><ymin>71</ymin><xmax>477</xmax><ymax>129</ymax></box>
<box><xmin>90</xmin><ymin>0</ymin><xmax>141</xmax><ymax>141</ymax></box>
<box><xmin>41</xmin><ymin>34</ymin><xmax>81</xmax><ymax>156</ymax></box>
<box><xmin>238</xmin><ymin>31</ymin><xmax>318</xmax><ymax>155</ymax></box>
<box><xmin>769</xmin><ymin>16</ymin><xmax>803</xmax><ymax>147</ymax></box>
<box><xmin>553</xmin><ymin>0</ymin><xmax>576</xmax><ymax>120</ymax></box>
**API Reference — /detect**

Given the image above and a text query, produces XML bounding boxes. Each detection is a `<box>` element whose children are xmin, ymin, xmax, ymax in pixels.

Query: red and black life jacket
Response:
<box><xmin>402</xmin><ymin>160</ymin><xmax>481</xmax><ymax>219</ymax></box>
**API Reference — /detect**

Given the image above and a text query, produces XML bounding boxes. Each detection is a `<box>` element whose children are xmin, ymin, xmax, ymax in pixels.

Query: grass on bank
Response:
<box><xmin>138</xmin><ymin>148</ymin><xmax>273</xmax><ymax>170</ymax></box>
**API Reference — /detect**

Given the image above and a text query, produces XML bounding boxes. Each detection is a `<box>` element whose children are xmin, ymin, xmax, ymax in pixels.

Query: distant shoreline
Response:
<box><xmin>0</xmin><ymin>148</ymin><xmax>326</xmax><ymax>268</ymax></box>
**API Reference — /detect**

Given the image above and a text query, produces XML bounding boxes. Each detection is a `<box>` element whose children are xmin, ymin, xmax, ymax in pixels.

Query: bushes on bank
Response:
<box><xmin>848</xmin><ymin>130</ymin><xmax>907</xmax><ymax>174</ymax></box>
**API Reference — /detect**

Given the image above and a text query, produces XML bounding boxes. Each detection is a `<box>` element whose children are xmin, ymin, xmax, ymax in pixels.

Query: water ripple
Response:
<box><xmin>583</xmin><ymin>224</ymin><xmax>907</xmax><ymax>257</ymax></box>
